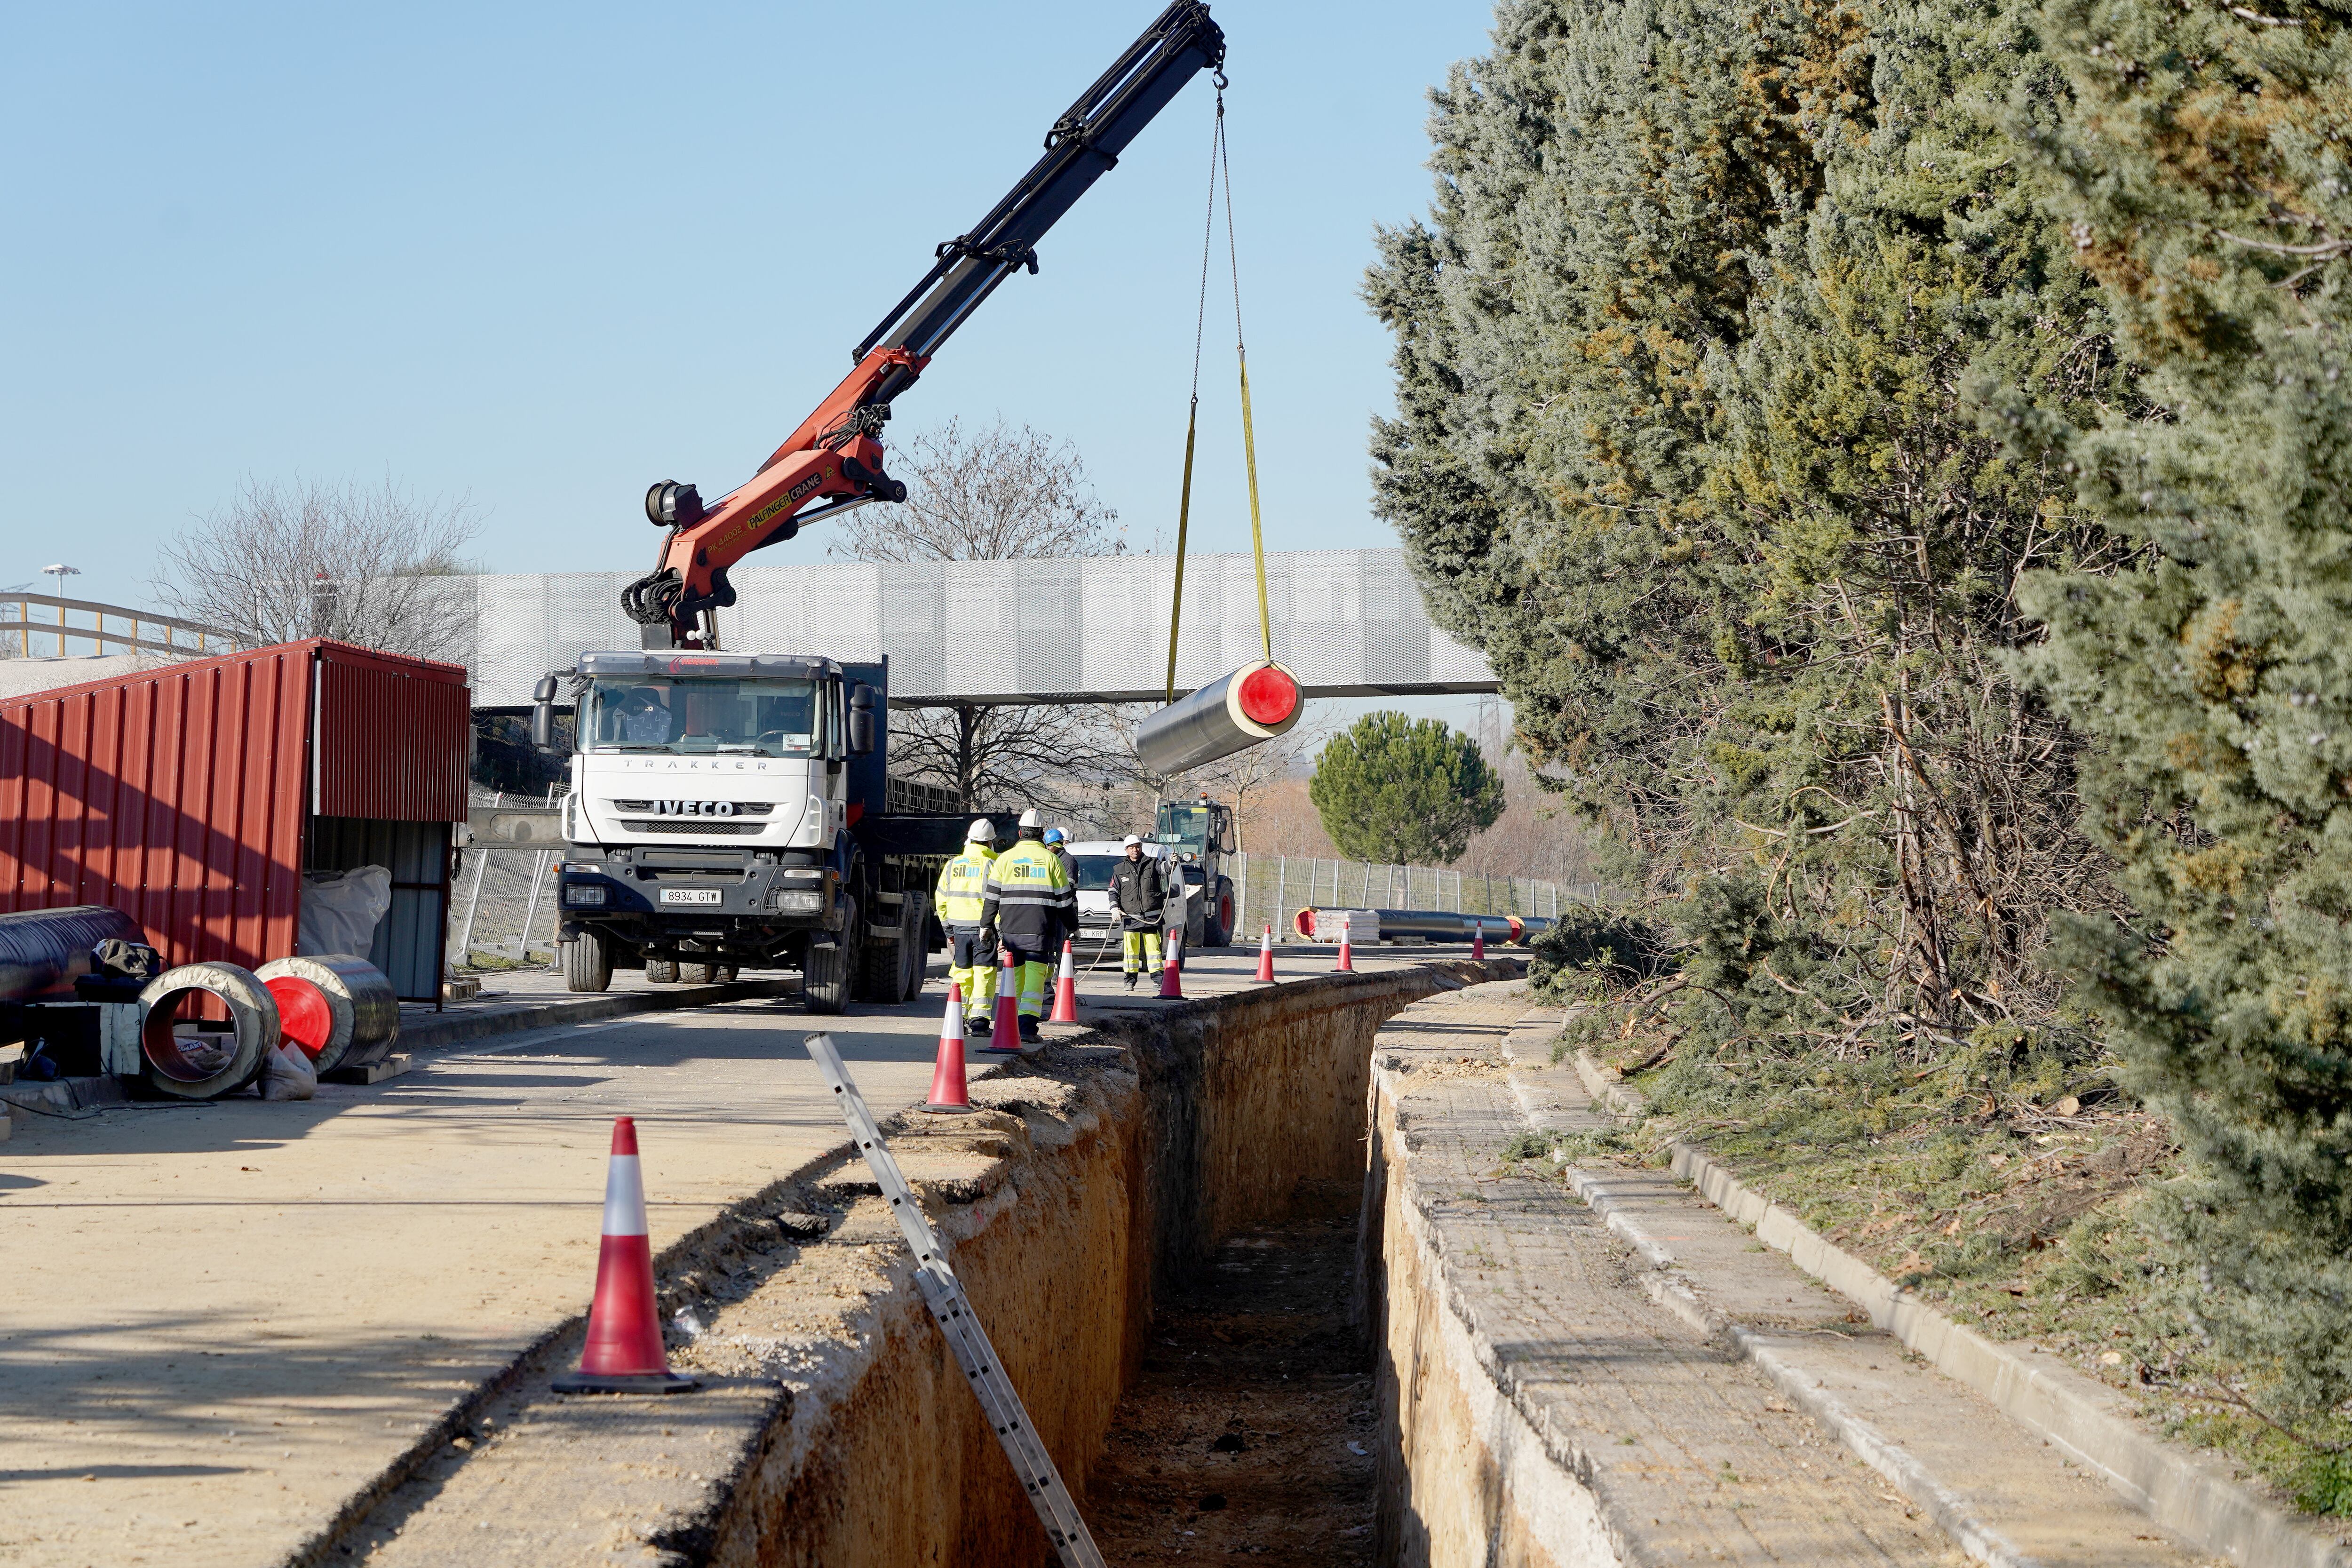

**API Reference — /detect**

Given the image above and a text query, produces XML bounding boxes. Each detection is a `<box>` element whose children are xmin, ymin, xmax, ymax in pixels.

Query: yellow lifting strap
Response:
<box><xmin>1165</xmin><ymin>82</ymin><xmax>1272</xmax><ymax>705</ymax></box>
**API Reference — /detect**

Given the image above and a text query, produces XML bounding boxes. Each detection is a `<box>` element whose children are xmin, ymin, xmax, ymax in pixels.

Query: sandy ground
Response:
<box><xmin>1087</xmin><ymin>1212</ymin><xmax>1379</xmax><ymax>1564</ymax></box>
<box><xmin>0</xmin><ymin>940</ymin><xmax>1427</xmax><ymax>1568</ymax></box>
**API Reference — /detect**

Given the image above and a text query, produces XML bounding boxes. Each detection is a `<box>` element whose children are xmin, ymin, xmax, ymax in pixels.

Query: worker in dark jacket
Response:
<box><xmin>1107</xmin><ymin>833</ymin><xmax>1170</xmax><ymax>990</ymax></box>
<box><xmin>980</xmin><ymin>809</ymin><xmax>1076</xmax><ymax>1043</ymax></box>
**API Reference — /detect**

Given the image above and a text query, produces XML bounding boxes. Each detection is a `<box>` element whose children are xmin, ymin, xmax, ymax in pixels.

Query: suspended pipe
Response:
<box><xmin>1132</xmin><ymin>659</ymin><xmax>1302</xmax><ymax>778</ymax></box>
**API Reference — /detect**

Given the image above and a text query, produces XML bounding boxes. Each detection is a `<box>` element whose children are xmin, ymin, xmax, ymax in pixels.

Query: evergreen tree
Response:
<box><xmin>1308</xmin><ymin>713</ymin><xmax>1503</xmax><ymax>865</ymax></box>
<box><xmin>1371</xmin><ymin>0</ymin><xmax>2123</xmax><ymax>1059</ymax></box>
<box><xmin>2022</xmin><ymin>0</ymin><xmax>2352</xmax><ymax>1416</ymax></box>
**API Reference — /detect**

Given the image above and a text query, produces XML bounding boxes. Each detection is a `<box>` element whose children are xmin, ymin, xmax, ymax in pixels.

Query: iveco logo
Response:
<box><xmin>655</xmin><ymin>799</ymin><xmax>736</xmax><ymax>817</ymax></box>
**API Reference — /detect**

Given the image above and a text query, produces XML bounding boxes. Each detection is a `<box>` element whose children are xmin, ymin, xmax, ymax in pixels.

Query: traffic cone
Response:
<box><xmin>925</xmin><ymin>984</ymin><xmax>973</xmax><ymax>1113</ymax></box>
<box><xmin>553</xmin><ymin>1117</ymin><xmax>698</xmax><ymax>1395</ymax></box>
<box><xmin>1335</xmin><ymin>928</ymin><xmax>1355</xmax><ymax>972</ymax></box>
<box><xmin>1472</xmin><ymin>923</ymin><xmax>1486</xmax><ymax>961</ymax></box>
<box><xmin>1049</xmin><ymin>939</ymin><xmax>1079</xmax><ymax>1023</ymax></box>
<box><xmin>1158</xmin><ymin>929</ymin><xmax>1184</xmax><ymax>999</ymax></box>
<box><xmin>984</xmin><ymin>947</ymin><xmax>1023</xmax><ymax>1054</ymax></box>
<box><xmin>1254</xmin><ymin>925</ymin><xmax>1275</xmax><ymax>983</ymax></box>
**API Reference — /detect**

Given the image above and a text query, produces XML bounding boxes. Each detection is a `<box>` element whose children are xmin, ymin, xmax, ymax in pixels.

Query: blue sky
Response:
<box><xmin>1</xmin><ymin>1</ymin><xmax>1495</xmax><ymax>611</ymax></box>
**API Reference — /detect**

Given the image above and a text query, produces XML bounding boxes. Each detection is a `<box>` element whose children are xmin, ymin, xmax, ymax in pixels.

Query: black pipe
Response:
<box><xmin>0</xmin><ymin>906</ymin><xmax>148</xmax><ymax>1003</ymax></box>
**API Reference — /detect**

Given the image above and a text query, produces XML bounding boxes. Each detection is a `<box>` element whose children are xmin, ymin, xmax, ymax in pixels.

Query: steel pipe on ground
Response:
<box><xmin>256</xmin><ymin>955</ymin><xmax>400</xmax><ymax>1074</ymax></box>
<box><xmin>0</xmin><ymin>906</ymin><xmax>147</xmax><ymax>1003</ymax></box>
<box><xmin>1290</xmin><ymin>906</ymin><xmax>1548</xmax><ymax>946</ymax></box>
<box><xmin>136</xmin><ymin>963</ymin><xmax>279</xmax><ymax>1100</ymax></box>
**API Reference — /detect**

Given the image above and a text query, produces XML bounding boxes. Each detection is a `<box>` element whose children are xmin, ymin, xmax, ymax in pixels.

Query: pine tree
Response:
<box><xmin>1308</xmin><ymin>713</ymin><xmax>1503</xmax><ymax>865</ymax></box>
<box><xmin>2022</xmin><ymin>0</ymin><xmax>2352</xmax><ymax>1416</ymax></box>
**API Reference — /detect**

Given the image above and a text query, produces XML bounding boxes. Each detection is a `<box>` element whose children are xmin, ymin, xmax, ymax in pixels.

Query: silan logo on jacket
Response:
<box><xmin>653</xmin><ymin>799</ymin><xmax>736</xmax><ymax>818</ymax></box>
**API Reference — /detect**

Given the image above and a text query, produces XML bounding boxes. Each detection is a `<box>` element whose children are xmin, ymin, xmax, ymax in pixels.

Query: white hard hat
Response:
<box><xmin>1018</xmin><ymin>807</ymin><xmax>1042</xmax><ymax>828</ymax></box>
<box><xmin>1121</xmin><ymin>834</ymin><xmax>1142</xmax><ymax>848</ymax></box>
<box><xmin>967</xmin><ymin>818</ymin><xmax>996</xmax><ymax>843</ymax></box>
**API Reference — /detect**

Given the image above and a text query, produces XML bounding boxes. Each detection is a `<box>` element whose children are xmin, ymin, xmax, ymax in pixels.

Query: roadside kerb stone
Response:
<box><xmin>1569</xmin><ymin>1049</ymin><xmax>2352</xmax><ymax>1568</ymax></box>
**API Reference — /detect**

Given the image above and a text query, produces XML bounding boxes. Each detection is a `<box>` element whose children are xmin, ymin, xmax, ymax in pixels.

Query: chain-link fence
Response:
<box><xmin>1226</xmin><ymin>852</ymin><xmax>1602</xmax><ymax>941</ymax></box>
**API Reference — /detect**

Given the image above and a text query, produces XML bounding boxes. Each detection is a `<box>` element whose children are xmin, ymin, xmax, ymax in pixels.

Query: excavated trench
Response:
<box><xmin>334</xmin><ymin>960</ymin><xmax>1521</xmax><ymax>1568</ymax></box>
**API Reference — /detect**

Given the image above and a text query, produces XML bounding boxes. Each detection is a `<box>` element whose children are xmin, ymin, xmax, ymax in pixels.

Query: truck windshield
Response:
<box><xmin>581</xmin><ymin>677</ymin><xmax>818</xmax><ymax>756</ymax></box>
<box><xmin>1157</xmin><ymin>804</ymin><xmax>1210</xmax><ymax>852</ymax></box>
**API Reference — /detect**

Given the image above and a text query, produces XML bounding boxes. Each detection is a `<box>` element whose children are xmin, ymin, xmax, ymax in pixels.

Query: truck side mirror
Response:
<box><xmin>531</xmin><ymin>673</ymin><xmax>558</xmax><ymax>751</ymax></box>
<box><xmin>848</xmin><ymin>684</ymin><xmax>877</xmax><ymax>756</ymax></box>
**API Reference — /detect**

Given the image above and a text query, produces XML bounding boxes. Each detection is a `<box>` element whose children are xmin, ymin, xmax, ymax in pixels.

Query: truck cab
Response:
<box><xmin>533</xmin><ymin>652</ymin><xmax>951</xmax><ymax>1011</ymax></box>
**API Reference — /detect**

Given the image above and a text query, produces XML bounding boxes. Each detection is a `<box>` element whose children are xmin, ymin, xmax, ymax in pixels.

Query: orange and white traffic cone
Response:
<box><xmin>553</xmin><ymin>1117</ymin><xmax>698</xmax><ymax>1395</ymax></box>
<box><xmin>1335</xmin><ymin>928</ymin><xmax>1355</xmax><ymax>972</ymax></box>
<box><xmin>1254</xmin><ymin>925</ymin><xmax>1276</xmax><ymax>983</ymax></box>
<box><xmin>1472</xmin><ymin>923</ymin><xmax>1486</xmax><ymax>961</ymax></box>
<box><xmin>985</xmin><ymin>947</ymin><xmax>1023</xmax><ymax>1054</ymax></box>
<box><xmin>925</xmin><ymin>984</ymin><xmax>973</xmax><ymax>1113</ymax></box>
<box><xmin>1158</xmin><ymin>928</ymin><xmax>1184</xmax><ymax>999</ymax></box>
<box><xmin>1049</xmin><ymin>939</ymin><xmax>1079</xmax><ymax>1023</ymax></box>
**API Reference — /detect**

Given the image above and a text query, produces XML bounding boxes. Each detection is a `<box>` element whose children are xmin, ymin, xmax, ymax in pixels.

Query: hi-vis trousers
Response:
<box><xmin>1120</xmin><ymin>927</ymin><xmax>1163</xmax><ymax>976</ymax></box>
<box><xmin>946</xmin><ymin>926</ymin><xmax>997</xmax><ymax>1019</ymax></box>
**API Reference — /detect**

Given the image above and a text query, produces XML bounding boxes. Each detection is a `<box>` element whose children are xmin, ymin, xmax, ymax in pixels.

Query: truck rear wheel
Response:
<box><xmin>1207</xmin><ymin>879</ymin><xmax>1235</xmax><ymax>948</ymax></box>
<box><xmin>644</xmin><ymin>957</ymin><xmax>679</xmax><ymax>984</ymax></box>
<box><xmin>899</xmin><ymin>891</ymin><xmax>930</xmax><ymax>1000</ymax></box>
<box><xmin>563</xmin><ymin>930</ymin><xmax>614</xmax><ymax>993</ymax></box>
<box><xmin>804</xmin><ymin>895</ymin><xmax>858</xmax><ymax>1015</ymax></box>
<box><xmin>679</xmin><ymin>962</ymin><xmax>718</xmax><ymax>985</ymax></box>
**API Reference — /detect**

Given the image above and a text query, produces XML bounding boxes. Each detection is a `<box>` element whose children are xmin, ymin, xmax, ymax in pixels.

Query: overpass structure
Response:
<box><xmin>458</xmin><ymin>548</ymin><xmax>1494</xmax><ymax>708</ymax></box>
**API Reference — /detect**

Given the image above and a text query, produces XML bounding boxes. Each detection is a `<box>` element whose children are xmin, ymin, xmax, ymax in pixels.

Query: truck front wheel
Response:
<box><xmin>804</xmin><ymin>895</ymin><xmax>858</xmax><ymax>1015</ymax></box>
<box><xmin>564</xmin><ymin>930</ymin><xmax>614</xmax><ymax>994</ymax></box>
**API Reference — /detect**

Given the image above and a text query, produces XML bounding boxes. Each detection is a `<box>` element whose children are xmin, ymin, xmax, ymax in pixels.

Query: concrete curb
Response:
<box><xmin>1563</xmin><ymin>1161</ymin><xmax>2043</xmax><ymax>1568</ymax></box>
<box><xmin>1568</xmin><ymin>1049</ymin><xmax>2352</xmax><ymax>1568</ymax></box>
<box><xmin>398</xmin><ymin>978</ymin><xmax>803</xmax><ymax>1052</ymax></box>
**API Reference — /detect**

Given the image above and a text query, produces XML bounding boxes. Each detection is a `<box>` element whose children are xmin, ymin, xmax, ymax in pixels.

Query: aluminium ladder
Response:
<box><xmin>803</xmin><ymin>1033</ymin><xmax>1107</xmax><ymax>1568</ymax></box>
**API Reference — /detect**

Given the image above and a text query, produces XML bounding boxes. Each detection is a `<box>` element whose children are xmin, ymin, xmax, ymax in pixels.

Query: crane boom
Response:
<box><xmin>622</xmin><ymin>2</ymin><xmax>1228</xmax><ymax>647</ymax></box>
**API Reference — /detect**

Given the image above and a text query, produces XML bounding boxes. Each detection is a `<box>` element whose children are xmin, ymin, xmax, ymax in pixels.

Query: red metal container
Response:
<box><xmin>0</xmin><ymin>640</ymin><xmax>469</xmax><ymax>1001</ymax></box>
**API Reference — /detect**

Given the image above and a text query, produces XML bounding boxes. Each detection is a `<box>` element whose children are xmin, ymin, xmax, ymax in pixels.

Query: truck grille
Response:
<box><xmin>612</xmin><ymin>800</ymin><xmax>775</xmax><ymax>816</ymax></box>
<box><xmin>618</xmin><ymin>820</ymin><xmax>758</xmax><ymax>836</ymax></box>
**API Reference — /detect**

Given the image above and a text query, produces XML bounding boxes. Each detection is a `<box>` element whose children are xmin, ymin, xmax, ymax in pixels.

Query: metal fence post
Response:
<box><xmin>1237</xmin><ymin>851</ymin><xmax>1248</xmax><ymax>937</ymax></box>
<box><xmin>454</xmin><ymin>844</ymin><xmax>489</xmax><ymax>964</ymax></box>
<box><xmin>518</xmin><ymin>848</ymin><xmax>551</xmax><ymax>959</ymax></box>
<box><xmin>1274</xmin><ymin>855</ymin><xmax>1286</xmax><ymax>939</ymax></box>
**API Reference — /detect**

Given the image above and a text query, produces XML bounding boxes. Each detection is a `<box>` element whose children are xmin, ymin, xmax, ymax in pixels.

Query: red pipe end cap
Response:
<box><xmin>263</xmin><ymin>976</ymin><xmax>333</xmax><ymax>1060</ymax></box>
<box><xmin>1237</xmin><ymin>665</ymin><xmax>1299</xmax><ymax>727</ymax></box>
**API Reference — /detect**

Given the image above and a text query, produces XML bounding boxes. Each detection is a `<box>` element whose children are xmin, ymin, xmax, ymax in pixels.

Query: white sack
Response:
<box><xmin>299</xmin><ymin>866</ymin><xmax>392</xmax><ymax>959</ymax></box>
<box><xmin>262</xmin><ymin>1040</ymin><xmax>318</xmax><ymax>1100</ymax></box>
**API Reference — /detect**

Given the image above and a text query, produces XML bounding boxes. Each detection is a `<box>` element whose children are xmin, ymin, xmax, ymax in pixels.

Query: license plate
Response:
<box><xmin>660</xmin><ymin>888</ymin><xmax>723</xmax><ymax>906</ymax></box>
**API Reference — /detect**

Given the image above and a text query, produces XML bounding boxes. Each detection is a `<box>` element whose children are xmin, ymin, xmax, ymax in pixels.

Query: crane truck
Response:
<box><xmin>531</xmin><ymin>3</ymin><xmax>1229</xmax><ymax>1003</ymax></box>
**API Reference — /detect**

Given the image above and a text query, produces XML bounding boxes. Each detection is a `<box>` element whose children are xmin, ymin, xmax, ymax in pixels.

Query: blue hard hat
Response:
<box><xmin>1042</xmin><ymin>827</ymin><xmax>1065</xmax><ymax>844</ymax></box>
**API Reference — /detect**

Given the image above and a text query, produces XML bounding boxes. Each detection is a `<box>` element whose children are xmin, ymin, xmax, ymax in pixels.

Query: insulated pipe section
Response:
<box><xmin>0</xmin><ymin>906</ymin><xmax>148</xmax><ymax>1003</ymax></box>
<box><xmin>1133</xmin><ymin>661</ymin><xmax>1303</xmax><ymax>779</ymax></box>
<box><xmin>136</xmin><ymin>963</ymin><xmax>279</xmax><ymax>1100</ymax></box>
<box><xmin>1291</xmin><ymin>906</ymin><xmax>1546</xmax><ymax>946</ymax></box>
<box><xmin>256</xmin><ymin>955</ymin><xmax>399</xmax><ymax>1074</ymax></box>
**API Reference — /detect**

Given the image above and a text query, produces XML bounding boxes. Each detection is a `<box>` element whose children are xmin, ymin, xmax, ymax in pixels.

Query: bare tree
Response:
<box><xmin>830</xmin><ymin>420</ymin><xmax>1132</xmax><ymax>813</ymax></box>
<box><xmin>152</xmin><ymin>476</ymin><xmax>481</xmax><ymax>661</ymax></box>
<box><xmin>831</xmin><ymin>417</ymin><xmax>1132</xmax><ymax>564</ymax></box>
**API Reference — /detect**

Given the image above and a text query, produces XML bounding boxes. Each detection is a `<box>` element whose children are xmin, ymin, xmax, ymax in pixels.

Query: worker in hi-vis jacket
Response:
<box><xmin>979</xmin><ymin>809</ymin><xmax>1075</xmax><ymax>1043</ymax></box>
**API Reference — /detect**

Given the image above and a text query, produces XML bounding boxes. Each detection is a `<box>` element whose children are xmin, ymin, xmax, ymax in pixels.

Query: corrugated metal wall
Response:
<box><xmin>308</xmin><ymin>817</ymin><xmax>449</xmax><ymax>1001</ymax></box>
<box><xmin>314</xmin><ymin>647</ymin><xmax>470</xmax><ymax>821</ymax></box>
<box><xmin>0</xmin><ymin>645</ymin><xmax>312</xmax><ymax>968</ymax></box>
<box><xmin>0</xmin><ymin>639</ymin><xmax>469</xmax><ymax>977</ymax></box>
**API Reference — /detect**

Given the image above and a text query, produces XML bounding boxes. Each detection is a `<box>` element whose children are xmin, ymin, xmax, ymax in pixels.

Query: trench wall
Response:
<box><xmin>705</xmin><ymin>960</ymin><xmax>1518</xmax><ymax>1568</ymax></box>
